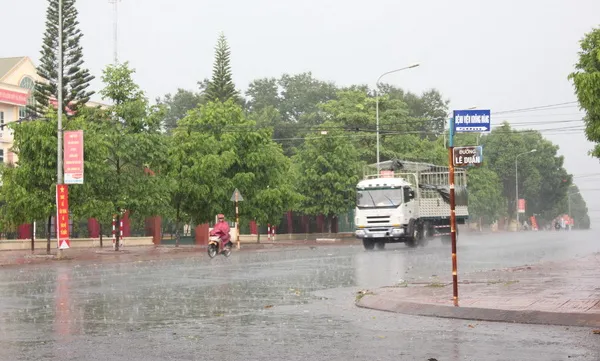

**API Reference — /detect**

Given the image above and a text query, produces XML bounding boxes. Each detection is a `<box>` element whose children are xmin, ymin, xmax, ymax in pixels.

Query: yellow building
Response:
<box><xmin>0</xmin><ymin>56</ymin><xmax>104</xmax><ymax>165</ymax></box>
<box><xmin>0</xmin><ymin>56</ymin><xmax>41</xmax><ymax>164</ymax></box>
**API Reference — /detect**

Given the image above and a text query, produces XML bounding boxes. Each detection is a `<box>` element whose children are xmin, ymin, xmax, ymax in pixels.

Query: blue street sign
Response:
<box><xmin>453</xmin><ymin>109</ymin><xmax>491</xmax><ymax>132</ymax></box>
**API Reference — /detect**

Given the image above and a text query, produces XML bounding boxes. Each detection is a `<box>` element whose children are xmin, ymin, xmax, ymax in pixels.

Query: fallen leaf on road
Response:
<box><xmin>264</xmin><ymin>305</ymin><xmax>273</xmax><ymax>309</ymax></box>
<box><xmin>428</xmin><ymin>358</ymin><xmax>438</xmax><ymax>361</ymax></box>
<box><xmin>468</xmin><ymin>324</ymin><xmax>475</xmax><ymax>328</ymax></box>
<box><xmin>592</xmin><ymin>330</ymin><xmax>600</xmax><ymax>335</ymax></box>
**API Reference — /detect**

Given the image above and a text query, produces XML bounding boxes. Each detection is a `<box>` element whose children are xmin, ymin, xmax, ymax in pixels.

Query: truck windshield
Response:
<box><xmin>356</xmin><ymin>188</ymin><xmax>403</xmax><ymax>208</ymax></box>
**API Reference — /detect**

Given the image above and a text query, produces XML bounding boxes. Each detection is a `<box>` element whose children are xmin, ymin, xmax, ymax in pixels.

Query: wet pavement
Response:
<box><xmin>0</xmin><ymin>230</ymin><xmax>599</xmax><ymax>360</ymax></box>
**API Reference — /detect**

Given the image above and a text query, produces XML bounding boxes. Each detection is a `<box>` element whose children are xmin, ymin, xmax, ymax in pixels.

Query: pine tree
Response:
<box><xmin>30</xmin><ymin>0</ymin><xmax>94</xmax><ymax>118</ymax></box>
<box><xmin>205</xmin><ymin>33</ymin><xmax>239</xmax><ymax>103</ymax></box>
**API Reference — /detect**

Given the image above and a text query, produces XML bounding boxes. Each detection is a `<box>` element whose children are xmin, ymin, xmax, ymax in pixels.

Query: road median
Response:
<box><xmin>356</xmin><ymin>253</ymin><xmax>600</xmax><ymax>327</ymax></box>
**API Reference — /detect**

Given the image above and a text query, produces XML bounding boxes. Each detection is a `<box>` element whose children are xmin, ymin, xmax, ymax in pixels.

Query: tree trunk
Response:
<box><xmin>114</xmin><ymin>214</ymin><xmax>121</xmax><ymax>251</ymax></box>
<box><xmin>99</xmin><ymin>223</ymin><xmax>103</xmax><ymax>248</ymax></box>
<box><xmin>46</xmin><ymin>215</ymin><xmax>52</xmax><ymax>255</ymax></box>
<box><xmin>256</xmin><ymin>222</ymin><xmax>261</xmax><ymax>244</ymax></box>
<box><xmin>31</xmin><ymin>220</ymin><xmax>35</xmax><ymax>253</ymax></box>
<box><xmin>175</xmin><ymin>206</ymin><xmax>181</xmax><ymax>247</ymax></box>
<box><xmin>328</xmin><ymin>214</ymin><xmax>333</xmax><ymax>234</ymax></box>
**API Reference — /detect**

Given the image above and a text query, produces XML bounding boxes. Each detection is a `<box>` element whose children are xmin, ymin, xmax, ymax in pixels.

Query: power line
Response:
<box><xmin>493</xmin><ymin>102</ymin><xmax>579</xmax><ymax>115</ymax></box>
<box><xmin>497</xmin><ymin>112</ymin><xmax>585</xmax><ymax>118</ymax></box>
<box><xmin>573</xmin><ymin>173</ymin><xmax>600</xmax><ymax>178</ymax></box>
<box><xmin>506</xmin><ymin>119</ymin><xmax>584</xmax><ymax>126</ymax></box>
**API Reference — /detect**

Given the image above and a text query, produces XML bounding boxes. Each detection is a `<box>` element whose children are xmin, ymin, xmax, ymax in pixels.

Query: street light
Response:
<box><xmin>57</xmin><ymin>0</ymin><xmax>64</xmax><ymax>257</ymax></box>
<box><xmin>375</xmin><ymin>63</ymin><xmax>420</xmax><ymax>173</ymax></box>
<box><xmin>515</xmin><ymin>149</ymin><xmax>536</xmax><ymax>227</ymax></box>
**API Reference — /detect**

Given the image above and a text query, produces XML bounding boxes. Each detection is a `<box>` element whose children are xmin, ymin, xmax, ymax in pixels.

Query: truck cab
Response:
<box><xmin>354</xmin><ymin>176</ymin><xmax>419</xmax><ymax>249</ymax></box>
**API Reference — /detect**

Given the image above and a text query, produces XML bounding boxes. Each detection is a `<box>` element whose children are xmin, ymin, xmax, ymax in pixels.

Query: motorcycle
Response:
<box><xmin>207</xmin><ymin>235</ymin><xmax>232</xmax><ymax>258</ymax></box>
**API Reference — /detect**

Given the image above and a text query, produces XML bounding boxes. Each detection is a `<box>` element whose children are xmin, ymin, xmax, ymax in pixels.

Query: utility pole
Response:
<box><xmin>57</xmin><ymin>0</ymin><xmax>64</xmax><ymax>258</ymax></box>
<box><xmin>515</xmin><ymin>149</ymin><xmax>536</xmax><ymax>229</ymax></box>
<box><xmin>109</xmin><ymin>0</ymin><xmax>121</xmax><ymax>64</ymax></box>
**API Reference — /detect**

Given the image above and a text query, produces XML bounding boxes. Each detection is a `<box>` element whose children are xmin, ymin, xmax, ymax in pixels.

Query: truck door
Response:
<box><xmin>403</xmin><ymin>186</ymin><xmax>417</xmax><ymax>219</ymax></box>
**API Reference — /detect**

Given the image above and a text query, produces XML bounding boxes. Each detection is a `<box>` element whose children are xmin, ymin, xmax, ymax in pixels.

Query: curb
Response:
<box><xmin>0</xmin><ymin>241</ymin><xmax>360</xmax><ymax>268</ymax></box>
<box><xmin>356</xmin><ymin>296</ymin><xmax>600</xmax><ymax>328</ymax></box>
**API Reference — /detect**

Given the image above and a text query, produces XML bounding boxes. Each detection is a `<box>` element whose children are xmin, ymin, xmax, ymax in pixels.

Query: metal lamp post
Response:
<box><xmin>56</xmin><ymin>0</ymin><xmax>65</xmax><ymax>257</ymax></box>
<box><xmin>375</xmin><ymin>63</ymin><xmax>420</xmax><ymax>173</ymax></box>
<box><xmin>515</xmin><ymin>149</ymin><xmax>536</xmax><ymax>227</ymax></box>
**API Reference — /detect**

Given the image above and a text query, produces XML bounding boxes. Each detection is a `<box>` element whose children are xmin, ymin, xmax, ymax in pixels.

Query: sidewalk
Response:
<box><xmin>356</xmin><ymin>253</ymin><xmax>600</xmax><ymax>327</ymax></box>
<box><xmin>0</xmin><ymin>239</ymin><xmax>361</xmax><ymax>268</ymax></box>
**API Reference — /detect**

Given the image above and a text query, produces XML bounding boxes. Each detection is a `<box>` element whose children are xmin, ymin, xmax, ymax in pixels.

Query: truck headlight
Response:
<box><xmin>391</xmin><ymin>228</ymin><xmax>404</xmax><ymax>235</ymax></box>
<box><xmin>355</xmin><ymin>230</ymin><xmax>365</xmax><ymax>238</ymax></box>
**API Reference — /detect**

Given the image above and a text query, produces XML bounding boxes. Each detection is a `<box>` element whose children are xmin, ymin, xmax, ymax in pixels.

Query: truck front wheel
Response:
<box><xmin>363</xmin><ymin>239</ymin><xmax>375</xmax><ymax>250</ymax></box>
<box><xmin>375</xmin><ymin>242</ymin><xmax>385</xmax><ymax>250</ymax></box>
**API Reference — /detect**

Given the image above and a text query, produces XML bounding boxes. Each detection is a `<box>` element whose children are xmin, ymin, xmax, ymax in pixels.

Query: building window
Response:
<box><xmin>19</xmin><ymin>76</ymin><xmax>35</xmax><ymax>90</ymax></box>
<box><xmin>19</xmin><ymin>76</ymin><xmax>35</xmax><ymax>119</ymax></box>
<box><xmin>19</xmin><ymin>106</ymin><xmax>27</xmax><ymax>120</ymax></box>
<box><xmin>0</xmin><ymin>111</ymin><xmax>4</xmax><ymax>128</ymax></box>
<box><xmin>0</xmin><ymin>149</ymin><xmax>4</xmax><ymax>163</ymax></box>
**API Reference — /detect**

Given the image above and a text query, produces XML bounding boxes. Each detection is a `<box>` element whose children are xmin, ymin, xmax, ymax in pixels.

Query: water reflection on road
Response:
<box><xmin>0</xmin><ymin>230</ymin><xmax>598</xmax><ymax>360</ymax></box>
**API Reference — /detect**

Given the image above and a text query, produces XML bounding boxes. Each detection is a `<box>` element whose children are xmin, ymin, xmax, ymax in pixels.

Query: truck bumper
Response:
<box><xmin>355</xmin><ymin>227</ymin><xmax>405</xmax><ymax>239</ymax></box>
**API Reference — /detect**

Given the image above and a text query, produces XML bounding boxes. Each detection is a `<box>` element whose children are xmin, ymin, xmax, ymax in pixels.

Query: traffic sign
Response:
<box><xmin>453</xmin><ymin>146</ymin><xmax>483</xmax><ymax>167</ymax></box>
<box><xmin>453</xmin><ymin>109</ymin><xmax>491</xmax><ymax>132</ymax></box>
<box><xmin>230</xmin><ymin>188</ymin><xmax>244</xmax><ymax>202</ymax></box>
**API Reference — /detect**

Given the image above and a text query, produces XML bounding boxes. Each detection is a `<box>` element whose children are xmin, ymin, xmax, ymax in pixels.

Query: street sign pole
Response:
<box><xmin>448</xmin><ymin>115</ymin><xmax>459</xmax><ymax>307</ymax></box>
<box><xmin>231</xmin><ymin>188</ymin><xmax>244</xmax><ymax>250</ymax></box>
<box><xmin>235</xmin><ymin>192</ymin><xmax>240</xmax><ymax>250</ymax></box>
<box><xmin>449</xmin><ymin>108</ymin><xmax>491</xmax><ymax>307</ymax></box>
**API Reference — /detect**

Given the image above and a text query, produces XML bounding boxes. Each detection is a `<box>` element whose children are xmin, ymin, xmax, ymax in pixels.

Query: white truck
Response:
<box><xmin>354</xmin><ymin>159</ymin><xmax>468</xmax><ymax>250</ymax></box>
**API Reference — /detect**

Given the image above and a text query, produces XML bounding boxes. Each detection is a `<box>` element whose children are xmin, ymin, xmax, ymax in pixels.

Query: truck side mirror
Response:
<box><xmin>409</xmin><ymin>190</ymin><xmax>415</xmax><ymax>199</ymax></box>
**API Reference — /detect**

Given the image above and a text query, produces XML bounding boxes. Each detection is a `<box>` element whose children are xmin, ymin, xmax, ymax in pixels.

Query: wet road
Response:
<box><xmin>1</xmin><ymin>230</ymin><xmax>599</xmax><ymax>361</ymax></box>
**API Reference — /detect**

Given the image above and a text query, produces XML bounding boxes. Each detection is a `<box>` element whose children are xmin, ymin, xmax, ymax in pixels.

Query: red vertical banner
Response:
<box><xmin>64</xmin><ymin>130</ymin><xmax>84</xmax><ymax>184</ymax></box>
<box><xmin>518</xmin><ymin>199</ymin><xmax>526</xmax><ymax>213</ymax></box>
<box><xmin>56</xmin><ymin>185</ymin><xmax>70</xmax><ymax>249</ymax></box>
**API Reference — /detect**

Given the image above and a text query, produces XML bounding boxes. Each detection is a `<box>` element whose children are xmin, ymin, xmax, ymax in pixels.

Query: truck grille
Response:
<box><xmin>366</xmin><ymin>216</ymin><xmax>390</xmax><ymax>224</ymax></box>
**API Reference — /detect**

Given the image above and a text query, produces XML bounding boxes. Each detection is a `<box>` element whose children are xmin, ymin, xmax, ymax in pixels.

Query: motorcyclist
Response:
<box><xmin>210</xmin><ymin>214</ymin><xmax>232</xmax><ymax>249</ymax></box>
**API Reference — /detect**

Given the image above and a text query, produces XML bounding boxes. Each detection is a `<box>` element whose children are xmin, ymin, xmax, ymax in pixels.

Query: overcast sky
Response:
<box><xmin>2</xmin><ymin>0</ymin><xmax>600</xmax><ymax>222</ymax></box>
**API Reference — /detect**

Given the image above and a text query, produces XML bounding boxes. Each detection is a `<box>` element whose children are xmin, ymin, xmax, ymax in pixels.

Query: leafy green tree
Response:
<box><xmin>318</xmin><ymin>90</ymin><xmax>377</xmax><ymax>163</ymax></box>
<box><xmin>383</xmin><ymin>134</ymin><xmax>446</xmax><ymax>165</ymax></box>
<box><xmin>480</xmin><ymin>123</ymin><xmax>571</xmax><ymax>222</ymax></box>
<box><xmin>293</xmin><ymin>122</ymin><xmax>361</xmax><ymax>232</ymax></box>
<box><xmin>165</xmin><ymin>108</ymin><xmax>235</xmax><ymax>244</ymax></box>
<box><xmin>466</xmin><ymin>166</ymin><xmax>506</xmax><ymax>227</ymax></box>
<box><xmin>245</xmin><ymin>73</ymin><xmax>338</xmax><ymax>155</ymax></box>
<box><xmin>569</xmin><ymin>27</ymin><xmax>600</xmax><ymax>158</ymax></box>
<box><xmin>205</xmin><ymin>33</ymin><xmax>239</xmax><ymax>103</ymax></box>
<box><xmin>277</xmin><ymin>72</ymin><xmax>338</xmax><ymax>124</ymax></box>
<box><xmin>246</xmin><ymin>78</ymin><xmax>280</xmax><ymax>112</ymax></box>
<box><xmin>92</xmin><ymin>62</ymin><xmax>171</xmax><ymax>251</ymax></box>
<box><xmin>0</xmin><ymin>163</ymin><xmax>43</xmax><ymax>248</ymax></box>
<box><xmin>4</xmin><ymin>115</ymin><xmax>58</xmax><ymax>253</ymax></box>
<box><xmin>169</xmin><ymin>100</ymin><xmax>298</xmax><ymax>234</ymax></box>
<box><xmin>376</xmin><ymin>85</ymin><xmax>449</xmax><ymax>137</ymax></box>
<box><xmin>31</xmin><ymin>0</ymin><xmax>94</xmax><ymax>117</ymax></box>
<box><xmin>156</xmin><ymin>89</ymin><xmax>202</xmax><ymax>133</ymax></box>
<box><xmin>66</xmin><ymin>108</ymin><xmax>118</xmax><ymax>246</ymax></box>
<box><xmin>565</xmin><ymin>185</ymin><xmax>591</xmax><ymax>229</ymax></box>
